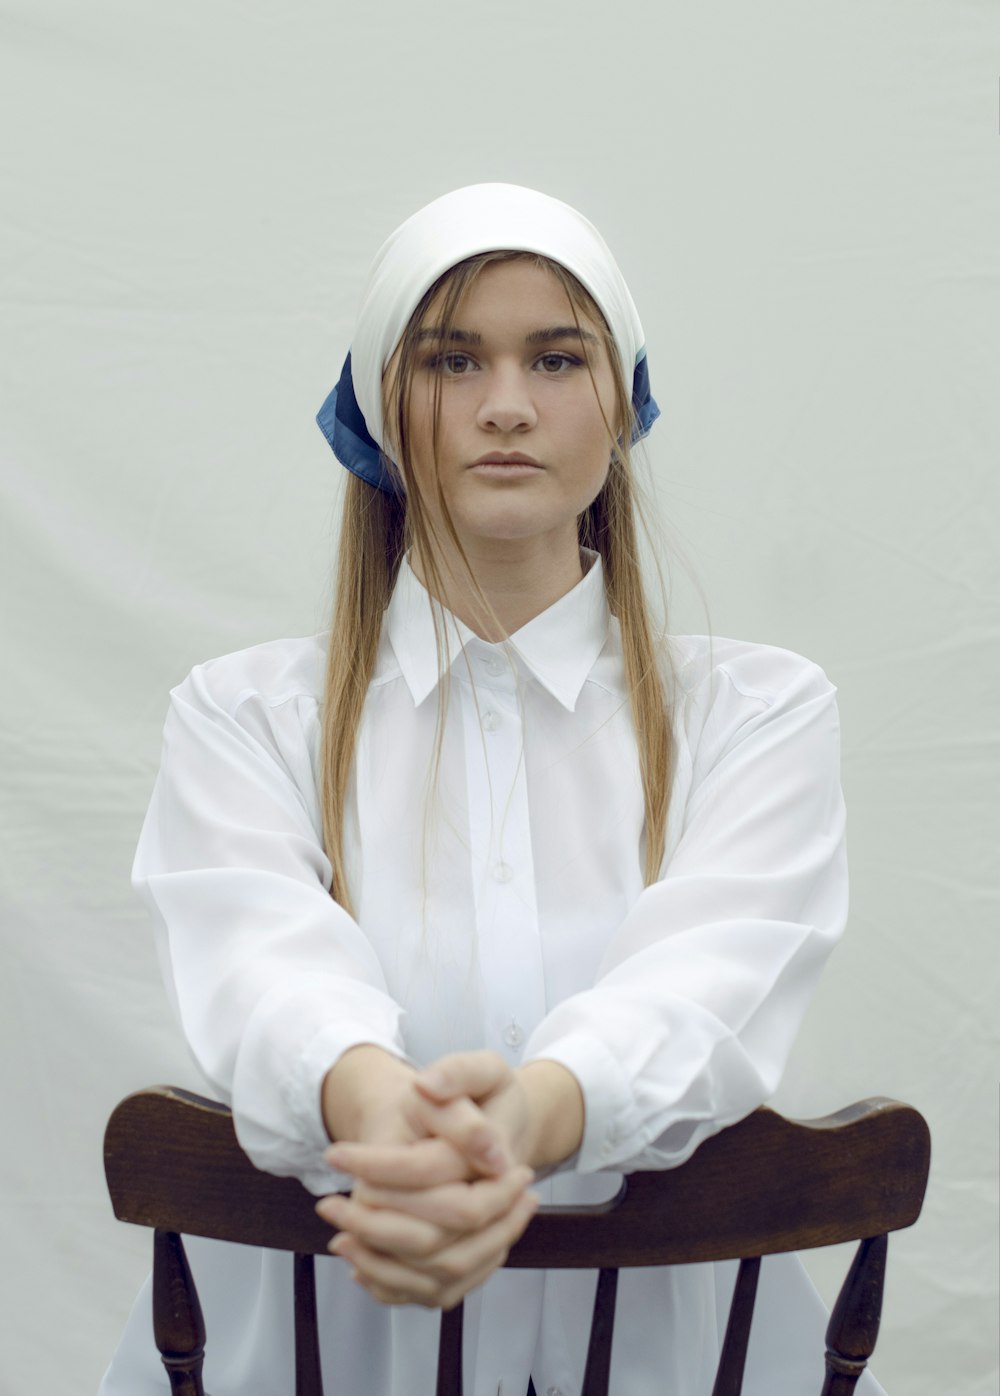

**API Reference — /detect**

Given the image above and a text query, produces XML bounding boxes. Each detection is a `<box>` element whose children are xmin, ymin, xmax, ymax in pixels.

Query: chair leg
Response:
<box><xmin>153</xmin><ymin>1229</ymin><xmax>206</xmax><ymax>1396</ymax></box>
<box><xmin>822</xmin><ymin>1234</ymin><xmax>888</xmax><ymax>1395</ymax></box>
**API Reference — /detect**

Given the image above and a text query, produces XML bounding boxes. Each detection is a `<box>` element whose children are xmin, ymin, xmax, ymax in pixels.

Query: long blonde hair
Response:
<box><xmin>321</xmin><ymin>251</ymin><xmax>673</xmax><ymax>917</ymax></box>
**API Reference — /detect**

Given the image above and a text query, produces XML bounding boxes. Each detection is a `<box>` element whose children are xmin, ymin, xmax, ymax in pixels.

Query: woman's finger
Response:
<box><xmin>331</xmin><ymin>1235</ymin><xmax>443</xmax><ymax>1306</ymax></box>
<box><xmin>418</xmin><ymin>1188</ymin><xmax>538</xmax><ymax>1288</ymax></box>
<box><xmin>322</xmin><ymin>1167</ymin><xmax>539</xmax><ymax>1245</ymax></box>
<box><xmin>333</xmin><ymin>1188</ymin><xmax>539</xmax><ymax>1308</ymax></box>
<box><xmin>414</xmin><ymin>1050</ymin><xmax>512</xmax><ymax>1104</ymax></box>
<box><xmin>318</xmin><ymin>1194</ymin><xmax>453</xmax><ymax>1259</ymax></box>
<box><xmin>330</xmin><ymin>1094</ymin><xmax>512</xmax><ymax>1183</ymax></box>
<box><xmin>347</xmin><ymin>1165</ymin><xmax>535</xmax><ymax>1233</ymax></box>
<box><xmin>325</xmin><ymin>1136</ymin><xmax>470</xmax><ymax>1189</ymax></box>
<box><xmin>407</xmin><ymin>1090</ymin><xmax>512</xmax><ymax>1175</ymax></box>
<box><xmin>355</xmin><ymin>1249</ymin><xmax>510</xmax><ymax>1312</ymax></box>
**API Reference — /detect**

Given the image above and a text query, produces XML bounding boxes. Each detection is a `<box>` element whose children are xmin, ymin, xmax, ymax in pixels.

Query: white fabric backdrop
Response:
<box><xmin>1</xmin><ymin>2</ymin><xmax>996</xmax><ymax>1391</ymax></box>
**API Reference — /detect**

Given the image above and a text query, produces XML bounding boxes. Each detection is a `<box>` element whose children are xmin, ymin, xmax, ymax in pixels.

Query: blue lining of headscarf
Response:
<box><xmin>316</xmin><ymin>349</ymin><xmax>660</xmax><ymax>496</ymax></box>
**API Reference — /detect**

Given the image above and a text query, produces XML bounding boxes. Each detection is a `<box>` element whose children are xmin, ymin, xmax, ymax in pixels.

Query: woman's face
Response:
<box><xmin>397</xmin><ymin>259</ymin><xmax>619</xmax><ymax>561</ymax></box>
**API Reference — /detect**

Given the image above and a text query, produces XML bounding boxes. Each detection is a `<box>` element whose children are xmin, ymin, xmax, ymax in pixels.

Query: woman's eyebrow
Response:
<box><xmin>526</xmin><ymin>325</ymin><xmax>599</xmax><ymax>346</ymax></box>
<box><xmin>414</xmin><ymin>327</ymin><xmax>482</xmax><ymax>345</ymax></box>
<box><xmin>414</xmin><ymin>325</ymin><xmax>598</xmax><ymax>346</ymax></box>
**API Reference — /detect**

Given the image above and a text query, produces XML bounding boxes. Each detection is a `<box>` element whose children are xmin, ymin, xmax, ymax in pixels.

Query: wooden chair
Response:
<box><xmin>104</xmin><ymin>1087</ymin><xmax>929</xmax><ymax>1396</ymax></box>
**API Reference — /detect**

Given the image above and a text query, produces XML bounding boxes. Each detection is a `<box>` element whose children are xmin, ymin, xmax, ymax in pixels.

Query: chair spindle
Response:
<box><xmin>152</xmin><ymin>1229</ymin><xmax>206</xmax><ymax>1396</ymax></box>
<box><xmin>711</xmin><ymin>1254</ymin><xmax>761</xmax><ymax>1396</ymax></box>
<box><xmin>580</xmin><ymin>1266</ymin><xmax>619</xmax><ymax>1396</ymax></box>
<box><xmin>822</xmin><ymin>1233</ymin><xmax>888</xmax><ymax>1395</ymax></box>
<box><xmin>437</xmin><ymin>1301</ymin><xmax>465</xmax><ymax>1396</ymax></box>
<box><xmin>293</xmin><ymin>1252</ymin><xmax>324</xmax><ymax>1396</ymax></box>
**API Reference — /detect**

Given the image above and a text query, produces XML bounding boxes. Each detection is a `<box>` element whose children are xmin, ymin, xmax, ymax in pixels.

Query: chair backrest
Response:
<box><xmin>104</xmin><ymin>1087</ymin><xmax>930</xmax><ymax>1396</ymax></box>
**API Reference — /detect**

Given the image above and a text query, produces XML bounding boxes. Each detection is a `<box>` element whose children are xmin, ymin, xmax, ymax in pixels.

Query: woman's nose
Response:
<box><xmin>476</xmin><ymin>368</ymin><xmax>537</xmax><ymax>433</ymax></box>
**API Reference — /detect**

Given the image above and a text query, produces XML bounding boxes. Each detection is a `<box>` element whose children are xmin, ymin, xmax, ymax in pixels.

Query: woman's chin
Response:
<box><xmin>452</xmin><ymin>512</ymin><xmax>578</xmax><ymax>551</ymax></box>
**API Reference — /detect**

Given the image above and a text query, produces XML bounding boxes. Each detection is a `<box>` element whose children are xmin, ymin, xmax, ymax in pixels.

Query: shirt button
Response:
<box><xmin>482</xmin><ymin>655</ymin><xmax>505</xmax><ymax>677</ymax></box>
<box><xmin>482</xmin><ymin>710</ymin><xmax>500</xmax><ymax>732</ymax></box>
<box><xmin>546</xmin><ymin>1387</ymin><xmax>563</xmax><ymax>1396</ymax></box>
<box><xmin>493</xmin><ymin>861</ymin><xmax>513</xmax><ymax>883</ymax></box>
<box><xmin>503</xmin><ymin>1019</ymin><xmax>524</xmax><ymax>1048</ymax></box>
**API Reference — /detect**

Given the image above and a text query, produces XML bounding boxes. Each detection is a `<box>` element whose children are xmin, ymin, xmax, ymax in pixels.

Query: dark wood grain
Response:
<box><xmin>105</xmin><ymin>1088</ymin><xmax>335</xmax><ymax>1254</ymax></box>
<box><xmin>506</xmin><ymin>1099</ymin><xmax>930</xmax><ymax>1269</ymax></box>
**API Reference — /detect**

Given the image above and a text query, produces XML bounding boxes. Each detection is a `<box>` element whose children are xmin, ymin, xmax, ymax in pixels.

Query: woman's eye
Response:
<box><xmin>537</xmin><ymin>353</ymin><xmax>582</xmax><ymax>373</ymax></box>
<box><xmin>428</xmin><ymin>352</ymin><xmax>475</xmax><ymax>375</ymax></box>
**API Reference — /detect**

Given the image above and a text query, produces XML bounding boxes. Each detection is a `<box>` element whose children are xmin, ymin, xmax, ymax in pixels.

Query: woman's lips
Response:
<box><xmin>468</xmin><ymin>462</ymin><xmax>543</xmax><ymax>477</ymax></box>
<box><xmin>468</xmin><ymin>453</ymin><xmax>543</xmax><ymax>477</ymax></box>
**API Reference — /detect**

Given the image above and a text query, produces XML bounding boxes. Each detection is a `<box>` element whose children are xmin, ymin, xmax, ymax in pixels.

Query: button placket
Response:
<box><xmin>460</xmin><ymin>645</ymin><xmax>546</xmax><ymax>1063</ymax></box>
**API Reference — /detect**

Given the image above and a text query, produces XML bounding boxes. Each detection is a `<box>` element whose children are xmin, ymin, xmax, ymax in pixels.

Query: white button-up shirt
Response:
<box><xmin>102</xmin><ymin>550</ymin><xmax>885</xmax><ymax>1396</ymax></box>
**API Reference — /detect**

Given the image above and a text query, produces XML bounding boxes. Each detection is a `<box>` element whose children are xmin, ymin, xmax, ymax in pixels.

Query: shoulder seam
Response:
<box><xmin>232</xmin><ymin>685</ymin><xmax>321</xmax><ymax>717</ymax></box>
<box><xmin>713</xmin><ymin>662</ymin><xmax>780</xmax><ymax>708</ymax></box>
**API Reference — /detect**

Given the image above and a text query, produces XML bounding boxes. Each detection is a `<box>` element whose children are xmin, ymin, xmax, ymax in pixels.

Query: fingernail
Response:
<box><xmin>418</xmin><ymin>1067</ymin><xmax>450</xmax><ymax>1093</ymax></box>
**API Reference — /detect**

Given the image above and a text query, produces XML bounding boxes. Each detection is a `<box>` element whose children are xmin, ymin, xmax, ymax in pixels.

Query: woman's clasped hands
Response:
<box><xmin>316</xmin><ymin>1046</ymin><xmax>584</xmax><ymax>1310</ymax></box>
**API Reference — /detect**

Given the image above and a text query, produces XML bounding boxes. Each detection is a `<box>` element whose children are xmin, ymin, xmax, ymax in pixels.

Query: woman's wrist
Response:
<box><xmin>322</xmin><ymin>1043</ymin><xmax>415</xmax><ymax>1143</ymax></box>
<box><xmin>516</xmin><ymin>1060</ymin><xmax>585</xmax><ymax>1171</ymax></box>
<box><xmin>323</xmin><ymin>1048</ymin><xmax>585</xmax><ymax>1170</ymax></box>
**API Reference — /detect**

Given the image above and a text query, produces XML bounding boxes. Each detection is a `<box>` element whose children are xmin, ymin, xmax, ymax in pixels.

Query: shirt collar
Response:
<box><xmin>385</xmin><ymin>549</ymin><xmax>610</xmax><ymax>712</ymax></box>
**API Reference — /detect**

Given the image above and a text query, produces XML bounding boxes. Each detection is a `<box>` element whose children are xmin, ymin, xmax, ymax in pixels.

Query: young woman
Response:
<box><xmin>101</xmin><ymin>184</ymin><xmax>883</xmax><ymax>1395</ymax></box>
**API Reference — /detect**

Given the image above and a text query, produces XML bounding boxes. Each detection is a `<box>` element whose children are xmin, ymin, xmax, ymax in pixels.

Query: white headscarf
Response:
<box><xmin>316</xmin><ymin>182</ymin><xmax>658</xmax><ymax>492</ymax></box>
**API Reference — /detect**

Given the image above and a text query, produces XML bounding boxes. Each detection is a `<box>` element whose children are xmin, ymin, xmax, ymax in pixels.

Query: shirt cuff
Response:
<box><xmin>234</xmin><ymin>1016</ymin><xmax>412</xmax><ymax>1196</ymax></box>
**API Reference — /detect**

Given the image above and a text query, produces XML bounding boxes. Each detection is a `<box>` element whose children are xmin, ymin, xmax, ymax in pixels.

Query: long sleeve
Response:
<box><xmin>132</xmin><ymin>643</ymin><xmax>408</xmax><ymax>1193</ymax></box>
<box><xmin>523</xmin><ymin>642</ymin><xmax>848</xmax><ymax>1175</ymax></box>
